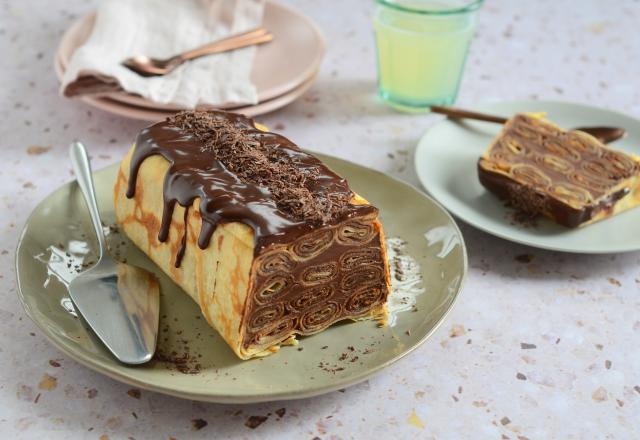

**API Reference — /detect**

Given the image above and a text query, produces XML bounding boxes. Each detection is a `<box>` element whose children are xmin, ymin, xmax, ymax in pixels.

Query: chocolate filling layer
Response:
<box><xmin>243</xmin><ymin>213</ymin><xmax>388</xmax><ymax>350</ymax></box>
<box><xmin>126</xmin><ymin>111</ymin><xmax>377</xmax><ymax>263</ymax></box>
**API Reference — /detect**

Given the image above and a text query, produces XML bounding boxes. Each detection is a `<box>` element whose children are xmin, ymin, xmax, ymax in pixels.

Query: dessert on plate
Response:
<box><xmin>478</xmin><ymin>113</ymin><xmax>640</xmax><ymax>227</ymax></box>
<box><xmin>113</xmin><ymin>110</ymin><xmax>391</xmax><ymax>359</ymax></box>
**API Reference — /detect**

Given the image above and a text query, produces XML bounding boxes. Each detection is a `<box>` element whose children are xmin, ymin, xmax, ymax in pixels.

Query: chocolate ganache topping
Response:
<box><xmin>126</xmin><ymin>111</ymin><xmax>377</xmax><ymax>264</ymax></box>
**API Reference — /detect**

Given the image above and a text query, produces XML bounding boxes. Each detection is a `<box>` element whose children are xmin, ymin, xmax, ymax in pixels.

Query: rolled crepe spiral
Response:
<box><xmin>301</xmin><ymin>262</ymin><xmax>338</xmax><ymax>285</ymax></box>
<box><xmin>288</xmin><ymin>285</ymin><xmax>334</xmax><ymax>312</ymax></box>
<box><xmin>248</xmin><ymin>303</ymin><xmax>285</xmax><ymax>333</ymax></box>
<box><xmin>567</xmin><ymin>171</ymin><xmax>612</xmax><ymax>193</ymax></box>
<box><xmin>250</xmin><ymin>317</ymin><xmax>297</xmax><ymax>346</ymax></box>
<box><xmin>300</xmin><ymin>302</ymin><xmax>340</xmax><ymax>333</ymax></box>
<box><xmin>534</xmin><ymin>153</ymin><xmax>573</xmax><ymax>175</ymax></box>
<box><xmin>581</xmin><ymin>160</ymin><xmax>614</xmax><ymax>182</ymax></box>
<box><xmin>503</xmin><ymin>137</ymin><xmax>527</xmax><ymax>155</ymax></box>
<box><xmin>346</xmin><ymin>287</ymin><xmax>383</xmax><ymax>315</ymax></box>
<box><xmin>542</xmin><ymin>139</ymin><xmax>581</xmax><ymax>162</ymax></box>
<box><xmin>513</xmin><ymin>118</ymin><xmax>559</xmax><ymax>139</ymax></box>
<box><xmin>257</xmin><ymin>250</ymin><xmax>295</xmax><ymax>276</ymax></box>
<box><xmin>490</xmin><ymin>149</ymin><xmax>518</xmax><ymax>165</ymax></box>
<box><xmin>337</xmin><ymin>221</ymin><xmax>374</xmax><ymax>245</ymax></box>
<box><xmin>341</xmin><ymin>267</ymin><xmax>384</xmax><ymax>291</ymax></box>
<box><xmin>510</xmin><ymin>164</ymin><xmax>552</xmax><ymax>189</ymax></box>
<box><xmin>568</xmin><ymin>133</ymin><xmax>602</xmax><ymax>156</ymax></box>
<box><xmin>550</xmin><ymin>183</ymin><xmax>593</xmax><ymax>205</ymax></box>
<box><xmin>291</xmin><ymin>229</ymin><xmax>334</xmax><ymax>260</ymax></box>
<box><xmin>511</xmin><ymin>124</ymin><xmax>540</xmax><ymax>140</ymax></box>
<box><xmin>602</xmin><ymin>151</ymin><xmax>638</xmax><ymax>179</ymax></box>
<box><xmin>254</xmin><ymin>275</ymin><xmax>293</xmax><ymax>305</ymax></box>
<box><xmin>340</xmin><ymin>248</ymin><xmax>381</xmax><ymax>271</ymax></box>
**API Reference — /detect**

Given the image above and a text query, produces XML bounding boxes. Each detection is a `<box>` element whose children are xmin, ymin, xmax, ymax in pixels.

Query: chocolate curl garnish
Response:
<box><xmin>169</xmin><ymin>111</ymin><xmax>352</xmax><ymax>224</ymax></box>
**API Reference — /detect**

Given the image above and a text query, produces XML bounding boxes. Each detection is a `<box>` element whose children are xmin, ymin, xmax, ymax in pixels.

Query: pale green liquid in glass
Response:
<box><xmin>374</xmin><ymin>3</ymin><xmax>477</xmax><ymax>111</ymax></box>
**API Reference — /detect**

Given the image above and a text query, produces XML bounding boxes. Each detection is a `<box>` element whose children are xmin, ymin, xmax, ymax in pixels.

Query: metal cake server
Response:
<box><xmin>68</xmin><ymin>141</ymin><xmax>160</xmax><ymax>364</ymax></box>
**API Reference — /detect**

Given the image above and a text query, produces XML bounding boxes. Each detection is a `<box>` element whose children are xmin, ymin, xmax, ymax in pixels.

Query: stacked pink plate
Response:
<box><xmin>55</xmin><ymin>1</ymin><xmax>325</xmax><ymax>120</ymax></box>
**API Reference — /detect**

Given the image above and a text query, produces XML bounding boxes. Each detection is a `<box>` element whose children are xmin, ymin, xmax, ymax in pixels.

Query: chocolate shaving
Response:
<box><xmin>245</xmin><ymin>415</ymin><xmax>268</xmax><ymax>429</ymax></box>
<box><xmin>191</xmin><ymin>418</ymin><xmax>208</xmax><ymax>431</ymax></box>
<box><xmin>169</xmin><ymin>111</ymin><xmax>351</xmax><ymax>224</ymax></box>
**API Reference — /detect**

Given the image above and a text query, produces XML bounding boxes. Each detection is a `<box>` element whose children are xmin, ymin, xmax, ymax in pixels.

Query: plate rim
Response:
<box><xmin>15</xmin><ymin>154</ymin><xmax>468</xmax><ymax>403</ymax></box>
<box><xmin>414</xmin><ymin>99</ymin><xmax>640</xmax><ymax>254</ymax></box>
<box><xmin>72</xmin><ymin>70</ymin><xmax>318</xmax><ymax>121</ymax></box>
<box><xmin>54</xmin><ymin>44</ymin><xmax>319</xmax><ymax>121</ymax></box>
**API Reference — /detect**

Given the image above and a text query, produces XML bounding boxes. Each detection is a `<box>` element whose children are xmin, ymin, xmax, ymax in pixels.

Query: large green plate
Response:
<box><xmin>15</xmin><ymin>154</ymin><xmax>466</xmax><ymax>403</ymax></box>
<box><xmin>415</xmin><ymin>100</ymin><xmax>640</xmax><ymax>253</ymax></box>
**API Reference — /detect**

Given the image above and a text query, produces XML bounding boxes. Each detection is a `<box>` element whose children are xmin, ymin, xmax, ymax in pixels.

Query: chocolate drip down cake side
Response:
<box><xmin>113</xmin><ymin>111</ymin><xmax>391</xmax><ymax>359</ymax></box>
<box><xmin>478</xmin><ymin>113</ymin><xmax>640</xmax><ymax>227</ymax></box>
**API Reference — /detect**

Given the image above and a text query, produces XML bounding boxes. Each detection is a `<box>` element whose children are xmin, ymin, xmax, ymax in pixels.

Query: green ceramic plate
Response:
<box><xmin>16</xmin><ymin>154</ymin><xmax>467</xmax><ymax>403</ymax></box>
<box><xmin>415</xmin><ymin>100</ymin><xmax>640</xmax><ymax>253</ymax></box>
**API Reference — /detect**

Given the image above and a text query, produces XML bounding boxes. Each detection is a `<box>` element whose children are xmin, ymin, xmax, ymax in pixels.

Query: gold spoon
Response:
<box><xmin>430</xmin><ymin>105</ymin><xmax>627</xmax><ymax>144</ymax></box>
<box><xmin>123</xmin><ymin>27</ymin><xmax>274</xmax><ymax>77</ymax></box>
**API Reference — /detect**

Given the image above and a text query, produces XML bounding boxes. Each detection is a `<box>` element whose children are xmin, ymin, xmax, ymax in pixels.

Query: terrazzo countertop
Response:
<box><xmin>2</xmin><ymin>0</ymin><xmax>640</xmax><ymax>438</ymax></box>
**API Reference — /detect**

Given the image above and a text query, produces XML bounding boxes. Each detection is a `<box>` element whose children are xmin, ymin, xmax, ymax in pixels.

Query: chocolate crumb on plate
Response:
<box><xmin>245</xmin><ymin>415</ymin><xmax>268</xmax><ymax>429</ymax></box>
<box><xmin>191</xmin><ymin>418</ymin><xmax>208</xmax><ymax>431</ymax></box>
<box><xmin>514</xmin><ymin>254</ymin><xmax>534</xmax><ymax>263</ymax></box>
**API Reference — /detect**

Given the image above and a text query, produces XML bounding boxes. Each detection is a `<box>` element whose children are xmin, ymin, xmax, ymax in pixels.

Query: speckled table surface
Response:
<box><xmin>2</xmin><ymin>0</ymin><xmax>640</xmax><ymax>438</ymax></box>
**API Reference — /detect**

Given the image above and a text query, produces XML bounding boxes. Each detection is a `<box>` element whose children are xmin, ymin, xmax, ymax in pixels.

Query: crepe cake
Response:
<box><xmin>478</xmin><ymin>113</ymin><xmax>640</xmax><ymax>227</ymax></box>
<box><xmin>113</xmin><ymin>110</ymin><xmax>391</xmax><ymax>359</ymax></box>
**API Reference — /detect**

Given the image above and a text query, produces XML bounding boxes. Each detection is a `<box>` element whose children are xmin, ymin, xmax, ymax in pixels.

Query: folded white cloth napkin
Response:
<box><xmin>61</xmin><ymin>0</ymin><xmax>265</xmax><ymax>107</ymax></box>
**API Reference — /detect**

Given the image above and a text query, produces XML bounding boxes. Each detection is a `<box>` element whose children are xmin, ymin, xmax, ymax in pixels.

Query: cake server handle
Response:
<box><xmin>69</xmin><ymin>141</ymin><xmax>108</xmax><ymax>259</ymax></box>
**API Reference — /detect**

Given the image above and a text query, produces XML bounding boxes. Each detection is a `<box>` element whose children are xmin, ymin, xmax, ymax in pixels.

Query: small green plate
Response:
<box><xmin>16</xmin><ymin>154</ymin><xmax>467</xmax><ymax>403</ymax></box>
<box><xmin>415</xmin><ymin>100</ymin><xmax>640</xmax><ymax>254</ymax></box>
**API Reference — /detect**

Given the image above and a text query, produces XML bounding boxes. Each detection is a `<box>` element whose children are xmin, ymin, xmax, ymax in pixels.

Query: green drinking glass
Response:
<box><xmin>373</xmin><ymin>0</ymin><xmax>483</xmax><ymax>112</ymax></box>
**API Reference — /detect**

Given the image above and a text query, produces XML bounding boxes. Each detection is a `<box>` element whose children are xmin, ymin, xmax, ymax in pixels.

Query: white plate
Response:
<box><xmin>415</xmin><ymin>100</ymin><xmax>640</xmax><ymax>253</ymax></box>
